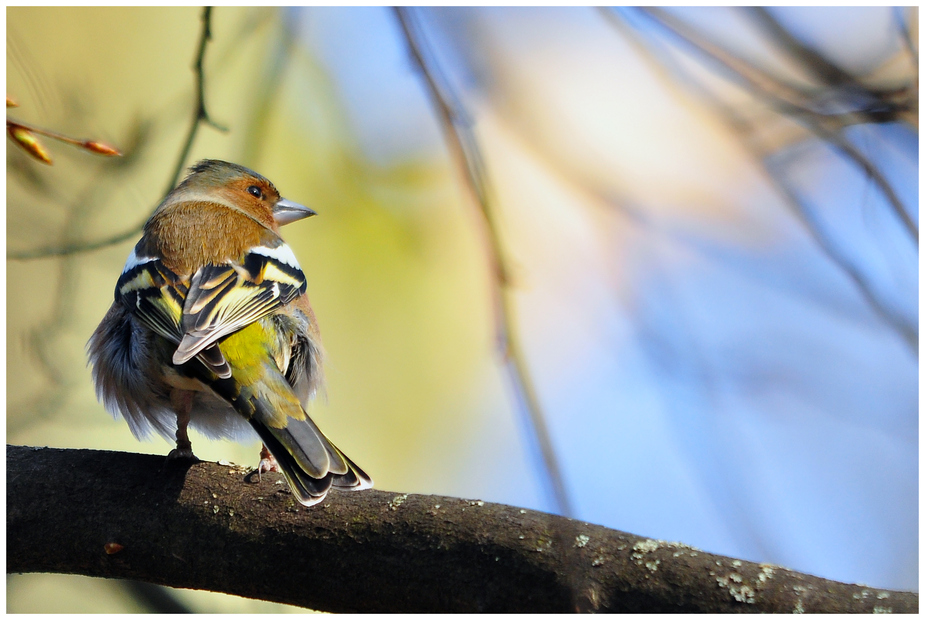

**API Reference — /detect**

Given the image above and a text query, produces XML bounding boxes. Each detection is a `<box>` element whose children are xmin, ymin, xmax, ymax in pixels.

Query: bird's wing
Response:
<box><xmin>171</xmin><ymin>245</ymin><xmax>307</xmax><ymax>370</ymax></box>
<box><xmin>114</xmin><ymin>253</ymin><xmax>240</xmax><ymax>375</ymax></box>
<box><xmin>116</xmin><ymin>257</ymin><xmax>187</xmax><ymax>345</ymax></box>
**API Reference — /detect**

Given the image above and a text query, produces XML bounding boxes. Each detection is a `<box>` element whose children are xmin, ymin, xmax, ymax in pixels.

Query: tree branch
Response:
<box><xmin>7</xmin><ymin>445</ymin><xmax>915</xmax><ymax>613</ymax></box>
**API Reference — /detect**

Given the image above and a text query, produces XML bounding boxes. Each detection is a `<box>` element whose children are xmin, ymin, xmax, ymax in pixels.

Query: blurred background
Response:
<box><xmin>6</xmin><ymin>6</ymin><xmax>917</xmax><ymax>612</ymax></box>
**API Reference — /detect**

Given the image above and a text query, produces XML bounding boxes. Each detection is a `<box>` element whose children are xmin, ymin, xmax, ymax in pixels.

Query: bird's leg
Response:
<box><xmin>257</xmin><ymin>443</ymin><xmax>279</xmax><ymax>480</ymax></box>
<box><xmin>167</xmin><ymin>390</ymin><xmax>198</xmax><ymax>461</ymax></box>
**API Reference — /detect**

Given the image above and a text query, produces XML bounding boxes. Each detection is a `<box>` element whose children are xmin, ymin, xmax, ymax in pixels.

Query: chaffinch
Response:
<box><xmin>88</xmin><ymin>159</ymin><xmax>372</xmax><ymax>506</ymax></box>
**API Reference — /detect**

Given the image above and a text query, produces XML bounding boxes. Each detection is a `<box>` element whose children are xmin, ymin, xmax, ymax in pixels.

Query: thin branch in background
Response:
<box><xmin>394</xmin><ymin>10</ymin><xmax>506</xmax><ymax>288</ymax></box>
<box><xmin>750</xmin><ymin>5</ymin><xmax>918</xmax><ymax>123</ymax></box>
<box><xmin>638</xmin><ymin>7</ymin><xmax>919</xmax><ymax>247</ymax></box>
<box><xmin>747</xmin><ymin>7</ymin><xmax>859</xmax><ymax>90</ymax></box>
<box><xmin>8</xmin><ymin>6</ymin><xmax>226</xmax><ymax>262</ymax></box>
<box><xmin>393</xmin><ymin>7</ymin><xmax>574</xmax><ymax>519</ymax></box>
<box><xmin>6</xmin><ymin>116</ymin><xmax>122</xmax><ymax>162</ymax></box>
<box><xmin>745</xmin><ymin>7</ymin><xmax>919</xmax><ymax>229</ymax></box>
<box><xmin>166</xmin><ymin>5</ymin><xmax>228</xmax><ymax>196</ymax></box>
<box><xmin>603</xmin><ymin>7</ymin><xmax>918</xmax><ymax>354</ymax></box>
<box><xmin>763</xmin><ymin>154</ymin><xmax>918</xmax><ymax>353</ymax></box>
<box><xmin>468</xmin><ymin>11</ymin><xmax>791</xmax><ymax>560</ymax></box>
<box><xmin>893</xmin><ymin>7</ymin><xmax>918</xmax><ymax>70</ymax></box>
<box><xmin>624</xmin><ymin>8</ymin><xmax>918</xmax><ymax>348</ymax></box>
<box><xmin>7</xmin><ymin>223</ymin><xmax>147</xmax><ymax>261</ymax></box>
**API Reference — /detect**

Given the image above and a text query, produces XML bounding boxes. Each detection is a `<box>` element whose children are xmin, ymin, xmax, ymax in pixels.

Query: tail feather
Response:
<box><xmin>250</xmin><ymin>416</ymin><xmax>372</xmax><ymax>506</ymax></box>
<box><xmin>331</xmin><ymin>448</ymin><xmax>375</xmax><ymax>490</ymax></box>
<box><xmin>258</xmin><ymin>404</ymin><xmax>331</xmax><ymax>478</ymax></box>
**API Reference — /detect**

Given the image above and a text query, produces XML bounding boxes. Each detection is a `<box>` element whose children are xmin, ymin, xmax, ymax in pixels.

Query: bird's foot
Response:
<box><xmin>166</xmin><ymin>446</ymin><xmax>199</xmax><ymax>462</ymax></box>
<box><xmin>257</xmin><ymin>445</ymin><xmax>279</xmax><ymax>481</ymax></box>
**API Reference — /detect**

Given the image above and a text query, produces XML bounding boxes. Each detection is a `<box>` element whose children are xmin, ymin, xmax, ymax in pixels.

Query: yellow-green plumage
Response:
<box><xmin>219</xmin><ymin>321</ymin><xmax>304</xmax><ymax>428</ymax></box>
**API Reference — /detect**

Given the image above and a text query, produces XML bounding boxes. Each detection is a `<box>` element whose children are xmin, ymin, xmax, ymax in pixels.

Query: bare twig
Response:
<box><xmin>750</xmin><ymin>6</ymin><xmax>917</xmax><ymax>121</ymax></box>
<box><xmin>893</xmin><ymin>7</ymin><xmax>918</xmax><ymax>69</ymax></box>
<box><xmin>637</xmin><ymin>8</ymin><xmax>918</xmax><ymax>246</ymax></box>
<box><xmin>6</xmin><ymin>117</ymin><xmax>121</xmax><ymax>156</ymax></box>
<box><xmin>602</xmin><ymin>8</ymin><xmax>918</xmax><ymax>353</ymax></box>
<box><xmin>167</xmin><ymin>5</ymin><xmax>228</xmax><ymax>196</ymax></box>
<box><xmin>8</xmin><ymin>445</ymin><xmax>917</xmax><ymax>613</ymax></box>
<box><xmin>9</xmin><ymin>6</ymin><xmax>226</xmax><ymax>262</ymax></box>
<box><xmin>747</xmin><ymin>8</ymin><xmax>858</xmax><ymax>90</ymax></box>
<box><xmin>8</xmin><ymin>225</ymin><xmax>147</xmax><ymax>261</ymax></box>
<box><xmin>764</xmin><ymin>154</ymin><xmax>918</xmax><ymax>351</ymax></box>
<box><xmin>393</xmin><ymin>7</ymin><xmax>573</xmax><ymax>518</ymax></box>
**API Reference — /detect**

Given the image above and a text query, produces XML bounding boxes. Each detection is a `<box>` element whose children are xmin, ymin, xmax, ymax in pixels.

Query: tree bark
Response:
<box><xmin>7</xmin><ymin>445</ymin><xmax>916</xmax><ymax>613</ymax></box>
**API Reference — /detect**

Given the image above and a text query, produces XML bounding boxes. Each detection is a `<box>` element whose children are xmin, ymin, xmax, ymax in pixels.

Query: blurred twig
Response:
<box><xmin>8</xmin><ymin>6</ymin><xmax>226</xmax><ymax>261</ymax></box>
<box><xmin>638</xmin><ymin>8</ymin><xmax>918</xmax><ymax>247</ymax></box>
<box><xmin>393</xmin><ymin>7</ymin><xmax>574</xmax><ymax>519</ymax></box>
<box><xmin>747</xmin><ymin>8</ymin><xmax>863</xmax><ymax>92</ymax></box>
<box><xmin>7</xmin><ymin>117</ymin><xmax>148</xmax><ymax>435</ymax></box>
<box><xmin>167</xmin><ymin>5</ymin><xmax>228</xmax><ymax>196</ymax></box>
<box><xmin>603</xmin><ymin>7</ymin><xmax>918</xmax><ymax>353</ymax></box>
<box><xmin>6</xmin><ymin>116</ymin><xmax>122</xmax><ymax>162</ymax></box>
<box><xmin>893</xmin><ymin>7</ymin><xmax>918</xmax><ymax>69</ymax></box>
<box><xmin>11</xmin><ymin>175</ymin><xmax>113</xmax><ymax>434</ymax></box>
<box><xmin>751</xmin><ymin>6</ymin><xmax>916</xmax><ymax>124</ymax></box>
<box><xmin>764</xmin><ymin>154</ymin><xmax>918</xmax><ymax>352</ymax></box>
<box><xmin>8</xmin><ymin>224</ymin><xmax>148</xmax><ymax>261</ymax></box>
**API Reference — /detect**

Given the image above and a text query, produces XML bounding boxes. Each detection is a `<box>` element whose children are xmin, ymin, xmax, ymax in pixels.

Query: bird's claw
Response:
<box><xmin>166</xmin><ymin>447</ymin><xmax>199</xmax><ymax>462</ymax></box>
<box><xmin>257</xmin><ymin>449</ymin><xmax>279</xmax><ymax>481</ymax></box>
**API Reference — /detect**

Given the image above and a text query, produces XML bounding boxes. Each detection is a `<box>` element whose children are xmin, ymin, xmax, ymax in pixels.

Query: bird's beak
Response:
<box><xmin>273</xmin><ymin>198</ymin><xmax>316</xmax><ymax>225</ymax></box>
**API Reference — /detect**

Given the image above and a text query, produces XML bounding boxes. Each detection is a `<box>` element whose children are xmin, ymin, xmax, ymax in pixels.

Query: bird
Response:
<box><xmin>87</xmin><ymin>159</ymin><xmax>372</xmax><ymax>506</ymax></box>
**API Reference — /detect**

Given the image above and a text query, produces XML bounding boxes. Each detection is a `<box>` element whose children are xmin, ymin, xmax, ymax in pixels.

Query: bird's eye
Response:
<box><xmin>246</xmin><ymin>185</ymin><xmax>263</xmax><ymax>199</ymax></box>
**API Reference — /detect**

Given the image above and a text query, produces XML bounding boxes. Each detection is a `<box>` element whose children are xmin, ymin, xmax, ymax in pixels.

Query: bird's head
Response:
<box><xmin>166</xmin><ymin>159</ymin><xmax>315</xmax><ymax>231</ymax></box>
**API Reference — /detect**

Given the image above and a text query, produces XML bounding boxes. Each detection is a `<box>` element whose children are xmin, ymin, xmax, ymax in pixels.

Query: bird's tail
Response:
<box><xmin>205</xmin><ymin>352</ymin><xmax>372</xmax><ymax>507</ymax></box>
<box><xmin>249</xmin><ymin>413</ymin><xmax>372</xmax><ymax>506</ymax></box>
